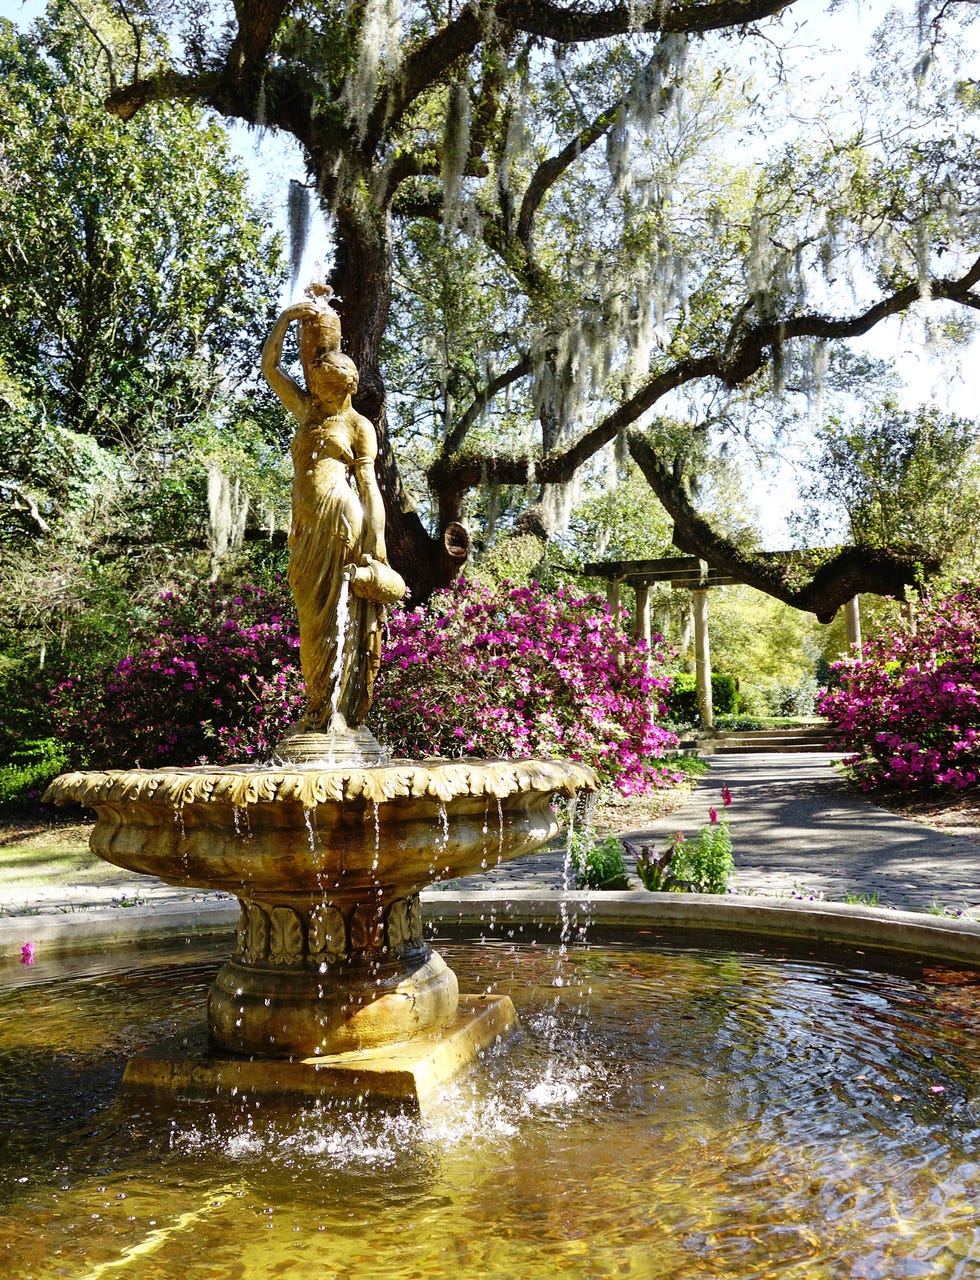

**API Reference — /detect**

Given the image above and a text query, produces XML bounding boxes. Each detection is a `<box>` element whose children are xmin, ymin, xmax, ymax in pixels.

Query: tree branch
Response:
<box><xmin>106</xmin><ymin>68</ymin><xmax>222</xmax><ymax>120</ymax></box>
<box><xmin>718</xmin><ymin>253</ymin><xmax>980</xmax><ymax>386</ymax></box>
<box><xmin>516</xmin><ymin>101</ymin><xmax>620</xmax><ymax>246</ymax></box>
<box><xmin>0</xmin><ymin>481</ymin><xmax>52</xmax><ymax>538</ymax></box>
<box><xmin>426</xmin><ymin>253</ymin><xmax>980</xmax><ymax>525</ymax></box>
<box><xmin>503</xmin><ymin>0</ymin><xmax>800</xmax><ymax>42</ymax></box>
<box><xmin>365</xmin><ymin>0</ymin><xmax>798</xmax><ymax>157</ymax></box>
<box><xmin>442</xmin><ymin>352</ymin><xmax>535</xmax><ymax>457</ymax></box>
<box><xmin>626</xmin><ymin>430</ymin><xmax>938</xmax><ymax>620</ymax></box>
<box><xmin>227</xmin><ymin>0</ymin><xmax>292</xmax><ymax>84</ymax></box>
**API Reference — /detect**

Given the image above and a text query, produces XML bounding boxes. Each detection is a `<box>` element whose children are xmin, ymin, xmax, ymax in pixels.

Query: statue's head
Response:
<box><xmin>308</xmin><ymin>350</ymin><xmax>358</xmax><ymax>404</ymax></box>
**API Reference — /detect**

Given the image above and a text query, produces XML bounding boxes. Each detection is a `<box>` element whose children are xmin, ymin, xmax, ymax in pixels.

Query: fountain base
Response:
<box><xmin>120</xmin><ymin>994</ymin><xmax>517</xmax><ymax>1114</ymax></box>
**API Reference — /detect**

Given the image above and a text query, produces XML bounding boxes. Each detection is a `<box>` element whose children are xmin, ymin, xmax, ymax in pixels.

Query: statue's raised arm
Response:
<box><xmin>260</xmin><ymin>296</ymin><xmax>330</xmax><ymax>422</ymax></box>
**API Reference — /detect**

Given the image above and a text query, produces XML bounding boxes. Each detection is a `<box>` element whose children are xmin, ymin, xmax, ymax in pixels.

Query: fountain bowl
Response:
<box><xmin>44</xmin><ymin>756</ymin><xmax>597</xmax><ymax>1101</ymax></box>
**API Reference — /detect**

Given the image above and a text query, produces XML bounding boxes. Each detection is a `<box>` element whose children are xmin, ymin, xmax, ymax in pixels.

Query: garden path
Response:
<box><xmin>3</xmin><ymin>754</ymin><xmax>978</xmax><ymax>921</ymax></box>
<box><xmin>446</xmin><ymin>752</ymin><xmax>980</xmax><ymax>916</ymax></box>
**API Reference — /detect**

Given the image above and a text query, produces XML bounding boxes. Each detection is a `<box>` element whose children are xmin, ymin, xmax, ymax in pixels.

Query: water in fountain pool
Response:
<box><xmin>2</xmin><ymin>931</ymin><xmax>979</xmax><ymax>1278</ymax></box>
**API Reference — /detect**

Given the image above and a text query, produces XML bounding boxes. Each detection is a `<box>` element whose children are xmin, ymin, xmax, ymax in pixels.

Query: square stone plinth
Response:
<box><xmin>121</xmin><ymin>994</ymin><xmax>517</xmax><ymax>1114</ymax></box>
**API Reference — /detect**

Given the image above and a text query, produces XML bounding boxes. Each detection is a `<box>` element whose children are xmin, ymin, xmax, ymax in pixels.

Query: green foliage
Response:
<box><xmin>634</xmin><ymin>844</ymin><xmax>677</xmax><ymax>892</ymax></box>
<box><xmin>560</xmin><ymin>463</ymin><xmax>675</xmax><ymax>571</ymax></box>
<box><xmin>667</xmin><ymin>819</ymin><xmax>734</xmax><ymax>894</ymax></box>
<box><xmin>473</xmin><ymin>534</ymin><xmax>550</xmax><ymax>588</ymax></box>
<box><xmin>0</xmin><ymin>737</ymin><xmax>69</xmax><ymax>810</ymax></box>
<box><xmin>666</xmin><ymin>672</ymin><xmax>741</xmax><ymax>723</ymax></box>
<box><xmin>795</xmin><ymin>402</ymin><xmax>980</xmax><ymax>561</ymax></box>
<box><xmin>714</xmin><ymin>714</ymin><xmax>766</xmax><ymax>731</ymax></box>
<box><xmin>663</xmin><ymin>753</ymin><xmax>711</xmax><ymax>781</ymax></box>
<box><xmin>569</xmin><ymin>832</ymin><xmax>631</xmax><ymax>891</ymax></box>
<box><xmin>635</xmin><ymin>792</ymin><xmax>734</xmax><ymax>893</ymax></box>
<box><xmin>0</xmin><ymin>13</ymin><xmax>284</xmax><ymax>448</ymax></box>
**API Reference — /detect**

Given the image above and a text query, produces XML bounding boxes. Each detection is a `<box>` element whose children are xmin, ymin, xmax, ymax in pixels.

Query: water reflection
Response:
<box><xmin>2</xmin><ymin>937</ymin><xmax>979</xmax><ymax>1278</ymax></box>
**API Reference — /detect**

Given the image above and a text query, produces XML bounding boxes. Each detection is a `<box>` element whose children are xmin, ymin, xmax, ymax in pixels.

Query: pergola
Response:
<box><xmin>583</xmin><ymin>555</ymin><xmax>862</xmax><ymax>728</ymax></box>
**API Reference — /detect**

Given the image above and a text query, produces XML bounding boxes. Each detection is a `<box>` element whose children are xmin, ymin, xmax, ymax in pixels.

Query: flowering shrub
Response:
<box><xmin>817</xmin><ymin>586</ymin><xmax>980</xmax><ymax>790</ymax></box>
<box><xmin>635</xmin><ymin>787</ymin><xmax>734</xmax><ymax>892</ymax></box>
<box><xmin>369</xmin><ymin>579</ymin><xmax>680</xmax><ymax>793</ymax></box>
<box><xmin>50</xmin><ymin>575</ymin><xmax>678</xmax><ymax>791</ymax></box>
<box><xmin>50</xmin><ymin>576</ymin><xmax>303</xmax><ymax>768</ymax></box>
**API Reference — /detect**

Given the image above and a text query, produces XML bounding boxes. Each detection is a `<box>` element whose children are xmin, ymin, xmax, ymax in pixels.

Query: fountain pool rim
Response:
<box><xmin>3</xmin><ymin>889</ymin><xmax>979</xmax><ymax>969</ymax></box>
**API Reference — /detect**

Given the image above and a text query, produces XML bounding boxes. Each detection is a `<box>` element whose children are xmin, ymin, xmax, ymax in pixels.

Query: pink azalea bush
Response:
<box><xmin>817</xmin><ymin>585</ymin><xmax>980</xmax><ymax>791</ymax></box>
<box><xmin>50</xmin><ymin>576</ymin><xmax>303</xmax><ymax>768</ymax></box>
<box><xmin>50</xmin><ymin>575</ymin><xmax>678</xmax><ymax>792</ymax></box>
<box><xmin>368</xmin><ymin>579</ymin><xmax>680</xmax><ymax>793</ymax></box>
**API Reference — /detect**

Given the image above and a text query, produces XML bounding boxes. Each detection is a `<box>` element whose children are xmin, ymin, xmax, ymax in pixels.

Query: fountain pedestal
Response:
<box><xmin>46</xmin><ymin>755</ymin><xmax>596</xmax><ymax>1110</ymax></box>
<box><xmin>210</xmin><ymin>894</ymin><xmax>458</xmax><ymax>1057</ymax></box>
<box><xmin>121</xmin><ymin>994</ymin><xmax>518</xmax><ymax>1111</ymax></box>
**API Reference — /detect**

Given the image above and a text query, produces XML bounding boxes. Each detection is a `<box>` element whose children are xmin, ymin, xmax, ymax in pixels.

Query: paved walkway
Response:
<box><xmin>2</xmin><ymin>755</ymin><xmax>979</xmax><ymax>926</ymax></box>
<box><xmin>441</xmin><ymin>753</ymin><xmax>980</xmax><ymax>916</ymax></box>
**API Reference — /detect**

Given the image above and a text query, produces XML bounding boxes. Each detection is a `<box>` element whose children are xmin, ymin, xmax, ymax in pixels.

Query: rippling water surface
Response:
<box><xmin>1</xmin><ymin>933</ymin><xmax>979</xmax><ymax>1278</ymax></box>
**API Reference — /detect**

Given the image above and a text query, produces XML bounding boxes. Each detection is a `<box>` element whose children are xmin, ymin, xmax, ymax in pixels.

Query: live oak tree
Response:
<box><xmin>52</xmin><ymin>0</ymin><xmax>980</xmax><ymax>615</ymax></box>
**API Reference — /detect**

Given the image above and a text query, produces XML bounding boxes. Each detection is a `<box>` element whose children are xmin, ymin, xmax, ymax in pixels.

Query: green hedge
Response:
<box><xmin>666</xmin><ymin>672</ymin><xmax>741</xmax><ymax>724</ymax></box>
<box><xmin>0</xmin><ymin>737</ymin><xmax>69</xmax><ymax>811</ymax></box>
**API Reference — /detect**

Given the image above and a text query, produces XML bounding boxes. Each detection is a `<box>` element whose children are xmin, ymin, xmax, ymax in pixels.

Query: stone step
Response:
<box><xmin>708</xmin><ymin>727</ymin><xmax>839</xmax><ymax>754</ymax></box>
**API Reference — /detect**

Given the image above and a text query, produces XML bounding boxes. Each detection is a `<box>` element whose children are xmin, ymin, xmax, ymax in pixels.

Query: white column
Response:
<box><xmin>845</xmin><ymin>596</ymin><xmax>862</xmax><ymax>651</ymax></box>
<box><xmin>693</xmin><ymin>587</ymin><xmax>713</xmax><ymax>729</ymax></box>
<box><xmin>606</xmin><ymin>579</ymin><xmax>622</xmax><ymax>629</ymax></box>
<box><xmin>634</xmin><ymin>584</ymin><xmax>651</xmax><ymax>647</ymax></box>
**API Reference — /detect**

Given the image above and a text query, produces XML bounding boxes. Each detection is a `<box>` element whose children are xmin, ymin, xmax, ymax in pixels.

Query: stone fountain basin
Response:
<box><xmin>45</xmin><ymin>757</ymin><xmax>598</xmax><ymax>899</ymax></box>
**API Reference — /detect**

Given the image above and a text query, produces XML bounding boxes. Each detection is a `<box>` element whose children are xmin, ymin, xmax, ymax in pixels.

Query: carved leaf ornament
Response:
<box><xmin>45</xmin><ymin>758</ymin><xmax>598</xmax><ymax>812</ymax></box>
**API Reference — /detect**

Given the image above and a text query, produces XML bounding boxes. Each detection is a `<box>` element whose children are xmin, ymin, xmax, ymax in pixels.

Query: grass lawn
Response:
<box><xmin>0</xmin><ymin>817</ymin><xmax>126</xmax><ymax>895</ymax></box>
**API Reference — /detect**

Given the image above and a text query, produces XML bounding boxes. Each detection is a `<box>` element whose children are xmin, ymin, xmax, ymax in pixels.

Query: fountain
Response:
<box><xmin>27</xmin><ymin>289</ymin><xmax>980</xmax><ymax>1274</ymax></box>
<box><xmin>44</xmin><ymin>287</ymin><xmax>597</xmax><ymax>1109</ymax></box>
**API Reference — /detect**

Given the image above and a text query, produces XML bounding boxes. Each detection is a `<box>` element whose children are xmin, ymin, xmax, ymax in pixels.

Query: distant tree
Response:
<box><xmin>795</xmin><ymin>403</ymin><xmax>980</xmax><ymax>563</ymax></box>
<box><xmin>697</xmin><ymin>587</ymin><xmax>824</xmax><ymax>716</ymax></box>
<box><xmin>0</xmin><ymin>13</ymin><xmax>283</xmax><ymax>456</ymax></box>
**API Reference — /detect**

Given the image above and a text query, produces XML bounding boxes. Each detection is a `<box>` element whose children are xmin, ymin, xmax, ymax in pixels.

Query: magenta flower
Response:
<box><xmin>818</xmin><ymin>583</ymin><xmax>980</xmax><ymax>792</ymax></box>
<box><xmin>709</xmin><ymin>807</ymin><xmax>718</xmax><ymax>824</ymax></box>
<box><xmin>20</xmin><ymin>942</ymin><xmax>36</xmax><ymax>966</ymax></box>
<box><xmin>721</xmin><ymin>786</ymin><xmax>732</xmax><ymax>807</ymax></box>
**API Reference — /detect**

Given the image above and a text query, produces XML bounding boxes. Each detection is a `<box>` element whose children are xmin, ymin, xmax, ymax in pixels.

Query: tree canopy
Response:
<box><xmin>11</xmin><ymin>0</ymin><xmax>980</xmax><ymax>616</ymax></box>
<box><xmin>0</xmin><ymin>7</ymin><xmax>287</xmax><ymax>732</ymax></box>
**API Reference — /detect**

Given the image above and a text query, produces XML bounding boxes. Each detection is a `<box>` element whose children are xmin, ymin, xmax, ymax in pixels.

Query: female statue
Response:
<box><xmin>261</xmin><ymin>285</ymin><xmax>406</xmax><ymax>738</ymax></box>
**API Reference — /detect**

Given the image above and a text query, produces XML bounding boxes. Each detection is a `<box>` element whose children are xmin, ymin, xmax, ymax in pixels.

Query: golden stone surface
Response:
<box><xmin>43</xmin><ymin>291</ymin><xmax>598</xmax><ymax>1093</ymax></box>
<box><xmin>121</xmin><ymin>995</ymin><xmax>519</xmax><ymax>1114</ymax></box>
<box><xmin>46</xmin><ymin>756</ymin><xmax>596</xmax><ymax>1058</ymax></box>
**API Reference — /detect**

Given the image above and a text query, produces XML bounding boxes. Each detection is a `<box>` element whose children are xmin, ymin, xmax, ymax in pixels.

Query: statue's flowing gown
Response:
<box><xmin>288</xmin><ymin>419</ymin><xmax>381</xmax><ymax>727</ymax></box>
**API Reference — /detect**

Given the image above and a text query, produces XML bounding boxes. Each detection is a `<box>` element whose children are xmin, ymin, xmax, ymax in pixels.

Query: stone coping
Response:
<box><xmin>44</xmin><ymin>757</ymin><xmax>598</xmax><ymax>809</ymax></box>
<box><xmin>3</xmin><ymin>889</ymin><xmax>979</xmax><ymax>968</ymax></box>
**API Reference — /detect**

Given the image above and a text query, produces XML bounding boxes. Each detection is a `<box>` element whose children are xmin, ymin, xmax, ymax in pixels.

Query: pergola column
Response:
<box><xmin>693</xmin><ymin>568</ymin><xmax>713</xmax><ymax>729</ymax></box>
<box><xmin>634</xmin><ymin>583</ymin><xmax>651</xmax><ymax>648</ymax></box>
<box><xmin>845</xmin><ymin>596</ymin><xmax>862</xmax><ymax>651</ymax></box>
<box><xmin>606</xmin><ymin>578</ymin><xmax>622</xmax><ymax>628</ymax></box>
